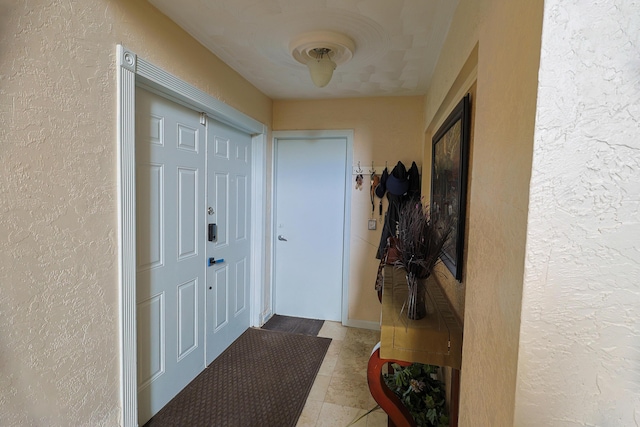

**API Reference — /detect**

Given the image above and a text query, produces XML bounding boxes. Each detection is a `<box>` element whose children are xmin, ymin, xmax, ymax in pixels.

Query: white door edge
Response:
<box><xmin>116</xmin><ymin>45</ymin><xmax>267</xmax><ymax>427</ymax></box>
<box><xmin>251</xmin><ymin>133</ymin><xmax>268</xmax><ymax>328</ymax></box>
<box><xmin>271</xmin><ymin>130</ymin><xmax>353</xmax><ymax>326</ymax></box>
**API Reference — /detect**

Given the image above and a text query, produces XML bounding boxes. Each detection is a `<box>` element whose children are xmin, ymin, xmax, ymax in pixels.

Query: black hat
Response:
<box><xmin>386</xmin><ymin>161</ymin><xmax>409</xmax><ymax>195</ymax></box>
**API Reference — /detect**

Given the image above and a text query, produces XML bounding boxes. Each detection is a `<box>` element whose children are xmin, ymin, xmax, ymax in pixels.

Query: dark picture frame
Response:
<box><xmin>430</xmin><ymin>94</ymin><xmax>471</xmax><ymax>281</ymax></box>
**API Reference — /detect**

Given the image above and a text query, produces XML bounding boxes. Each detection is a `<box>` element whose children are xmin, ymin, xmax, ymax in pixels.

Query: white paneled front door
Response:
<box><xmin>205</xmin><ymin>117</ymin><xmax>252</xmax><ymax>364</ymax></box>
<box><xmin>274</xmin><ymin>137</ymin><xmax>348</xmax><ymax>321</ymax></box>
<box><xmin>135</xmin><ymin>88</ymin><xmax>206</xmax><ymax>425</ymax></box>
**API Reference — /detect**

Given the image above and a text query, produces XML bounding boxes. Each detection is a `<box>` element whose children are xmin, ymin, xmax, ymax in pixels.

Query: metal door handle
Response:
<box><xmin>278</xmin><ymin>235</ymin><xmax>287</xmax><ymax>241</ymax></box>
<box><xmin>208</xmin><ymin>257</ymin><xmax>224</xmax><ymax>266</ymax></box>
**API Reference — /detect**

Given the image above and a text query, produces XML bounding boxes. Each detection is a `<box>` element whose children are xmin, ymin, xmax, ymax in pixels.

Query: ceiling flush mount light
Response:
<box><xmin>307</xmin><ymin>48</ymin><xmax>335</xmax><ymax>87</ymax></box>
<box><xmin>290</xmin><ymin>31</ymin><xmax>355</xmax><ymax>88</ymax></box>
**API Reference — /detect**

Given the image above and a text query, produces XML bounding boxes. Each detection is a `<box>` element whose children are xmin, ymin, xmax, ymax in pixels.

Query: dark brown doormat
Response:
<box><xmin>143</xmin><ymin>327</ymin><xmax>331</xmax><ymax>427</ymax></box>
<box><xmin>261</xmin><ymin>314</ymin><xmax>325</xmax><ymax>336</ymax></box>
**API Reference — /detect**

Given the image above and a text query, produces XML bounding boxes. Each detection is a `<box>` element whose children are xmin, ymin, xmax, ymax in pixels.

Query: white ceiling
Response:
<box><xmin>148</xmin><ymin>0</ymin><xmax>459</xmax><ymax>100</ymax></box>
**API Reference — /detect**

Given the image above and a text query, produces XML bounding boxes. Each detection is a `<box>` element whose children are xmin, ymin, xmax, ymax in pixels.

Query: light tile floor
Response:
<box><xmin>296</xmin><ymin>322</ymin><xmax>387</xmax><ymax>427</ymax></box>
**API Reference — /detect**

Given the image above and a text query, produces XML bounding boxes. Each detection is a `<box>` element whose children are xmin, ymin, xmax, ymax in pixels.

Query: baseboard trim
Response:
<box><xmin>343</xmin><ymin>319</ymin><xmax>381</xmax><ymax>331</ymax></box>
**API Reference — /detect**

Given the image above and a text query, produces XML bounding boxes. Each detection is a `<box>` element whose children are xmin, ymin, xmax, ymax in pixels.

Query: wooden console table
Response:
<box><xmin>368</xmin><ymin>266</ymin><xmax>463</xmax><ymax>426</ymax></box>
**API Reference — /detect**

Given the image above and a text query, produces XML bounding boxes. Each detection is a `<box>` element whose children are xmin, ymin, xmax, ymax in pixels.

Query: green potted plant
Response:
<box><xmin>383</xmin><ymin>363</ymin><xmax>449</xmax><ymax>427</ymax></box>
<box><xmin>350</xmin><ymin>362</ymin><xmax>449</xmax><ymax>427</ymax></box>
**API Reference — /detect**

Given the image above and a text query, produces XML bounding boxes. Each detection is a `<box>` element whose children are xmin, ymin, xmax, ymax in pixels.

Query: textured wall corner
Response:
<box><xmin>0</xmin><ymin>1</ymin><xmax>121</xmax><ymax>425</ymax></box>
<box><xmin>0</xmin><ymin>0</ymin><xmax>272</xmax><ymax>425</ymax></box>
<box><xmin>516</xmin><ymin>1</ymin><xmax>640</xmax><ymax>425</ymax></box>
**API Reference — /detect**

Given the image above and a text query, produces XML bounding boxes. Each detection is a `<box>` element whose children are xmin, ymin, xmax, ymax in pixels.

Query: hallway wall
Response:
<box><xmin>0</xmin><ymin>0</ymin><xmax>272</xmax><ymax>425</ymax></box>
<box><xmin>422</xmin><ymin>0</ymin><xmax>544</xmax><ymax>425</ymax></box>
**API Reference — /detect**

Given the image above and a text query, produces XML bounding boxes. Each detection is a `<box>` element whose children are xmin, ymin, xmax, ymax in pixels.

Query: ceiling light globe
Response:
<box><xmin>307</xmin><ymin>56</ymin><xmax>336</xmax><ymax>88</ymax></box>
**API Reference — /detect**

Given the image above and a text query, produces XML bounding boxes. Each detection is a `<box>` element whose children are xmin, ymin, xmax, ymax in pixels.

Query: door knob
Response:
<box><xmin>278</xmin><ymin>235</ymin><xmax>287</xmax><ymax>241</ymax></box>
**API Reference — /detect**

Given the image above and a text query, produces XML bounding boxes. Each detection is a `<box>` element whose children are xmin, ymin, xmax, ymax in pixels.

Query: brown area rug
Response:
<box><xmin>144</xmin><ymin>327</ymin><xmax>331</xmax><ymax>427</ymax></box>
<box><xmin>262</xmin><ymin>314</ymin><xmax>325</xmax><ymax>336</ymax></box>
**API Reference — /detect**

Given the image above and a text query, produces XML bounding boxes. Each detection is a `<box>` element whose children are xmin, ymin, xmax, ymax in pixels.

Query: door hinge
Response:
<box><xmin>200</xmin><ymin>112</ymin><xmax>206</xmax><ymax>126</ymax></box>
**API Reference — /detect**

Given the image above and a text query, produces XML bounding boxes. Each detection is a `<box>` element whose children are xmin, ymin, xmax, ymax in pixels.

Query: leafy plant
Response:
<box><xmin>383</xmin><ymin>363</ymin><xmax>449</xmax><ymax>427</ymax></box>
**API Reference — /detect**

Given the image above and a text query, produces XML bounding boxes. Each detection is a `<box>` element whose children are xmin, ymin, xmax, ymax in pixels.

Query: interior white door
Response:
<box><xmin>135</xmin><ymin>88</ymin><xmax>206</xmax><ymax>425</ymax></box>
<box><xmin>205</xmin><ymin>117</ymin><xmax>252</xmax><ymax>364</ymax></box>
<box><xmin>274</xmin><ymin>137</ymin><xmax>347</xmax><ymax>321</ymax></box>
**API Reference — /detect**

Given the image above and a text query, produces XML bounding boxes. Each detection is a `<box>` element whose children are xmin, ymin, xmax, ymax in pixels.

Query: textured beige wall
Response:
<box><xmin>0</xmin><ymin>0</ymin><xmax>271</xmax><ymax>425</ymax></box>
<box><xmin>423</xmin><ymin>0</ymin><xmax>543</xmax><ymax>425</ymax></box>
<box><xmin>273</xmin><ymin>97</ymin><xmax>424</xmax><ymax>324</ymax></box>
<box><xmin>516</xmin><ymin>0</ymin><xmax>640</xmax><ymax>424</ymax></box>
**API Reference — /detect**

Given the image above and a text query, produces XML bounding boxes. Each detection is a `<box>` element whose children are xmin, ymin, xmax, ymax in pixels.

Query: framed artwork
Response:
<box><xmin>430</xmin><ymin>94</ymin><xmax>471</xmax><ymax>281</ymax></box>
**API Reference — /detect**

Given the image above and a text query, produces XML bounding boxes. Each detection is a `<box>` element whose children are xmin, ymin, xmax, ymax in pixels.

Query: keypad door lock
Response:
<box><xmin>208</xmin><ymin>223</ymin><xmax>217</xmax><ymax>242</ymax></box>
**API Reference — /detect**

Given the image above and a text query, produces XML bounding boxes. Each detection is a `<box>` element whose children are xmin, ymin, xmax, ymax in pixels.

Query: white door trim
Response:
<box><xmin>270</xmin><ymin>130</ymin><xmax>353</xmax><ymax>325</ymax></box>
<box><xmin>116</xmin><ymin>45</ymin><xmax>267</xmax><ymax>427</ymax></box>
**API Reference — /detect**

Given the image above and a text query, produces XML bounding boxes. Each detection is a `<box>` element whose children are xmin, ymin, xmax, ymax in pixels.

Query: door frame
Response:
<box><xmin>271</xmin><ymin>130</ymin><xmax>353</xmax><ymax>325</ymax></box>
<box><xmin>116</xmin><ymin>45</ymin><xmax>267</xmax><ymax>426</ymax></box>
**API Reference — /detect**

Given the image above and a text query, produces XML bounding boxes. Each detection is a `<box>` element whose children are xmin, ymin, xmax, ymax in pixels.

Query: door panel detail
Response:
<box><xmin>177</xmin><ymin>279</ymin><xmax>198</xmax><ymax>361</ymax></box>
<box><xmin>177</xmin><ymin>167</ymin><xmax>198</xmax><ymax>260</ymax></box>
<box><xmin>237</xmin><ymin>144</ymin><xmax>249</xmax><ymax>162</ymax></box>
<box><xmin>177</xmin><ymin>123</ymin><xmax>198</xmax><ymax>152</ymax></box>
<box><xmin>137</xmin><ymin>293</ymin><xmax>165</xmax><ymax>388</ymax></box>
<box><xmin>215</xmin><ymin>136</ymin><xmax>229</xmax><ymax>159</ymax></box>
<box><xmin>149</xmin><ymin>115</ymin><xmax>164</xmax><ymax>146</ymax></box>
<box><xmin>235</xmin><ymin>258</ymin><xmax>247</xmax><ymax>314</ymax></box>
<box><xmin>214</xmin><ymin>266</ymin><xmax>228</xmax><ymax>330</ymax></box>
<box><xmin>214</xmin><ymin>173</ymin><xmax>229</xmax><ymax>247</ymax></box>
<box><xmin>137</xmin><ymin>163</ymin><xmax>164</xmax><ymax>271</ymax></box>
<box><xmin>235</xmin><ymin>175</ymin><xmax>247</xmax><ymax>240</ymax></box>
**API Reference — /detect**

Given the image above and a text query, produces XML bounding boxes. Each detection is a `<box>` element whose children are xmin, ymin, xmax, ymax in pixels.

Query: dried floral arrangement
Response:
<box><xmin>390</xmin><ymin>201</ymin><xmax>451</xmax><ymax>319</ymax></box>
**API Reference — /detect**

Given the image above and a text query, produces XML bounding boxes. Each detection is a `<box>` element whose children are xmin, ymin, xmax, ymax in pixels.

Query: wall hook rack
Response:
<box><xmin>352</xmin><ymin>161</ymin><xmax>421</xmax><ymax>175</ymax></box>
